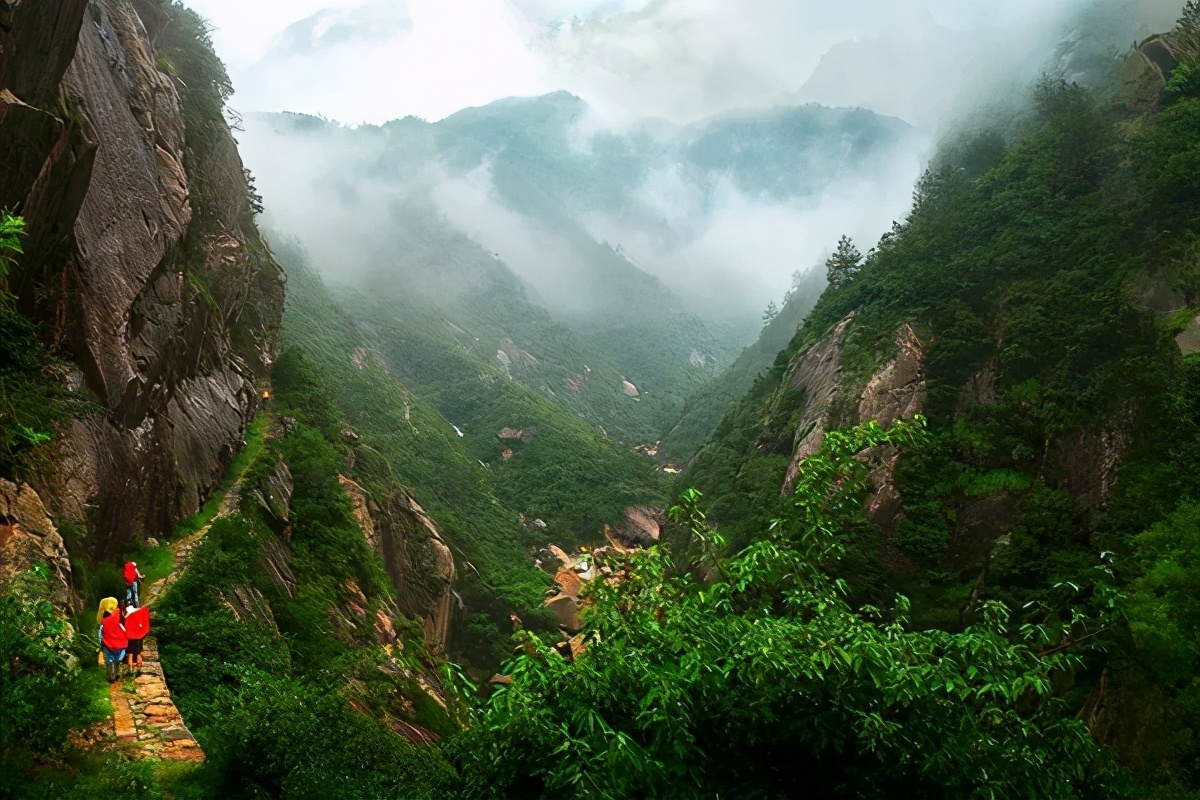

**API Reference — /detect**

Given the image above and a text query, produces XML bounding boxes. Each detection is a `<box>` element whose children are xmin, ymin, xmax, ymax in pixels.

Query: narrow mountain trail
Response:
<box><xmin>105</xmin><ymin>485</ymin><xmax>245</xmax><ymax>762</ymax></box>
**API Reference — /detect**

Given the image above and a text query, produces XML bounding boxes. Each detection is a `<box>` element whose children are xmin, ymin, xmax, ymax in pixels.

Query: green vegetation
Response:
<box><xmin>0</xmin><ymin>212</ymin><xmax>23</xmax><ymax>280</ymax></box>
<box><xmin>0</xmin><ymin>568</ymin><xmax>114</xmax><ymax>797</ymax></box>
<box><xmin>277</xmin><ymin>241</ymin><xmax>664</xmax><ymax>625</ymax></box>
<box><xmin>0</xmin><ymin>212</ymin><xmax>88</xmax><ymax>480</ymax></box>
<box><xmin>682</xmin><ymin>13</ymin><xmax>1200</xmax><ymax>794</ymax></box>
<box><xmin>462</xmin><ymin>419</ymin><xmax>1118</xmax><ymax>798</ymax></box>
<box><xmin>12</xmin><ymin>5</ymin><xmax>1200</xmax><ymax>798</ymax></box>
<box><xmin>152</xmin><ymin>398</ymin><xmax>461</xmax><ymax>796</ymax></box>
<box><xmin>171</xmin><ymin>414</ymin><xmax>266</xmax><ymax>539</ymax></box>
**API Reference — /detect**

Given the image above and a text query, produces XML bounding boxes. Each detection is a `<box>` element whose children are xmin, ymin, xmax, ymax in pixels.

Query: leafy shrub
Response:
<box><xmin>204</xmin><ymin>673</ymin><xmax>457</xmax><ymax>799</ymax></box>
<box><xmin>0</xmin><ymin>569</ymin><xmax>110</xmax><ymax>794</ymax></box>
<box><xmin>463</xmin><ymin>420</ymin><xmax>1116</xmax><ymax>799</ymax></box>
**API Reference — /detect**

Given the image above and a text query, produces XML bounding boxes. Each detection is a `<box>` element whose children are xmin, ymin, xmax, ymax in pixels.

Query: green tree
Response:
<box><xmin>0</xmin><ymin>568</ymin><xmax>106</xmax><ymax>787</ymax></box>
<box><xmin>825</xmin><ymin>234</ymin><xmax>862</xmax><ymax>288</ymax></box>
<box><xmin>462</xmin><ymin>418</ymin><xmax>1110</xmax><ymax>799</ymax></box>
<box><xmin>1177</xmin><ymin>0</ymin><xmax>1200</xmax><ymax>56</ymax></box>
<box><xmin>761</xmin><ymin>299</ymin><xmax>779</xmax><ymax>325</ymax></box>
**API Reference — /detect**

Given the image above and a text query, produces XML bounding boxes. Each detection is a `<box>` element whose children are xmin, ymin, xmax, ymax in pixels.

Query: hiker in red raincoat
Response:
<box><xmin>123</xmin><ymin>560</ymin><xmax>144</xmax><ymax>606</ymax></box>
<box><xmin>97</xmin><ymin>598</ymin><xmax>128</xmax><ymax>682</ymax></box>
<box><xmin>124</xmin><ymin>604</ymin><xmax>150</xmax><ymax>676</ymax></box>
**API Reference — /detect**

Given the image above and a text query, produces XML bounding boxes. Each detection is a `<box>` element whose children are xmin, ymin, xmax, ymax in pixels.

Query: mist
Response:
<box><xmin>212</xmin><ymin>0</ymin><xmax>1186</xmax><ymax>340</ymax></box>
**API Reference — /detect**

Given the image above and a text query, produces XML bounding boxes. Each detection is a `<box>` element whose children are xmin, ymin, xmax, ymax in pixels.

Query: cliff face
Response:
<box><xmin>339</xmin><ymin>475</ymin><xmax>458</xmax><ymax>654</ymax></box>
<box><xmin>0</xmin><ymin>0</ymin><xmax>285</xmax><ymax>557</ymax></box>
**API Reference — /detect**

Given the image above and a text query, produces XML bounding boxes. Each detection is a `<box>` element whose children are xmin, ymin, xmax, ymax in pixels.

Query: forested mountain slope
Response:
<box><xmin>276</xmin><ymin>240</ymin><xmax>664</xmax><ymax>641</ymax></box>
<box><xmin>682</xmin><ymin>18</ymin><xmax>1200</xmax><ymax>794</ymax></box>
<box><xmin>238</xmin><ymin>96</ymin><xmax>917</xmax><ymax>451</ymax></box>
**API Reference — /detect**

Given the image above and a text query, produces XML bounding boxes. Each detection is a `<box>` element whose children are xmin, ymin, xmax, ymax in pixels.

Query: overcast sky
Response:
<box><xmin>185</xmin><ymin>0</ymin><xmax>1097</xmax><ymax>126</ymax></box>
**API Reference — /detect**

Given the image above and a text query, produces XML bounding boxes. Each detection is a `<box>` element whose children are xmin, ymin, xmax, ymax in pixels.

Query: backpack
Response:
<box><xmin>125</xmin><ymin>606</ymin><xmax>150</xmax><ymax>640</ymax></box>
<box><xmin>123</xmin><ymin>561</ymin><xmax>138</xmax><ymax>586</ymax></box>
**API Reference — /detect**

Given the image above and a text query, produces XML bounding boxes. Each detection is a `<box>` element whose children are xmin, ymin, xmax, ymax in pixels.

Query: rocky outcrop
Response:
<box><xmin>1046</xmin><ymin>421</ymin><xmax>1130</xmax><ymax>510</ymax></box>
<box><xmin>217</xmin><ymin>584</ymin><xmax>278</xmax><ymax>634</ymax></box>
<box><xmin>339</xmin><ymin>475</ymin><xmax>377</xmax><ymax>548</ymax></box>
<box><xmin>607</xmin><ymin>505</ymin><xmax>665</xmax><ymax>547</ymax></box>
<box><xmin>1</xmin><ymin>0</ymin><xmax>284</xmax><ymax>557</ymax></box>
<box><xmin>339</xmin><ymin>476</ymin><xmax>457</xmax><ymax>654</ymax></box>
<box><xmin>0</xmin><ymin>479</ymin><xmax>72</xmax><ymax>612</ymax></box>
<box><xmin>862</xmin><ymin>449</ymin><xmax>904</xmax><ymax>532</ymax></box>
<box><xmin>780</xmin><ymin>315</ymin><xmax>853</xmax><ymax>493</ymax></box>
<box><xmin>768</xmin><ymin>319</ymin><xmax>926</xmax><ymax>537</ymax></box>
<box><xmin>249</xmin><ymin>455</ymin><xmax>293</xmax><ymax>532</ymax></box>
<box><xmin>545</xmin><ymin>593</ymin><xmax>583</xmax><ymax>632</ymax></box>
<box><xmin>857</xmin><ymin>324</ymin><xmax>925</xmax><ymax>429</ymax></box>
<box><xmin>542</xmin><ymin>548</ymin><xmax>601</xmax><ymax>633</ymax></box>
<box><xmin>775</xmin><ymin>318</ymin><xmax>926</xmax><ymax>533</ymax></box>
<box><xmin>856</xmin><ymin>325</ymin><xmax>926</xmax><ymax>533</ymax></box>
<box><xmin>1175</xmin><ymin>315</ymin><xmax>1200</xmax><ymax>355</ymax></box>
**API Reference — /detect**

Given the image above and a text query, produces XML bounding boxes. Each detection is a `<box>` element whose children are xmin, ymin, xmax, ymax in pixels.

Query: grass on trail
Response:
<box><xmin>69</xmin><ymin>413</ymin><xmax>269</xmax><ymax>677</ymax></box>
<box><xmin>76</xmin><ymin>667</ymin><xmax>115</xmax><ymax>719</ymax></box>
<box><xmin>171</xmin><ymin>413</ymin><xmax>268</xmax><ymax>540</ymax></box>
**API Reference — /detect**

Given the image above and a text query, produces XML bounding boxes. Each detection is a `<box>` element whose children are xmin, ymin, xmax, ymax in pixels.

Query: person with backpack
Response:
<box><xmin>124</xmin><ymin>603</ymin><xmax>150</xmax><ymax>676</ymax></box>
<box><xmin>123</xmin><ymin>561</ymin><xmax>144</xmax><ymax>606</ymax></box>
<box><xmin>96</xmin><ymin>597</ymin><xmax>128</xmax><ymax>682</ymax></box>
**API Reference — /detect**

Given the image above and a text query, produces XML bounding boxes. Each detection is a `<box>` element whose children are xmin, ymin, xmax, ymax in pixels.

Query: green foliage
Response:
<box><xmin>154</xmin><ymin>430</ymin><xmax>459</xmax><ymax>796</ymax></box>
<box><xmin>463</xmin><ymin>419</ymin><xmax>1114</xmax><ymax>799</ymax></box>
<box><xmin>0</xmin><ymin>568</ymin><xmax>112</xmax><ymax>795</ymax></box>
<box><xmin>676</xmin><ymin>50</ymin><xmax>1200</xmax><ymax>794</ymax></box>
<box><xmin>275</xmin><ymin>242</ymin><xmax>666</xmax><ymax>620</ymax></box>
<box><xmin>1177</xmin><ymin>1</ymin><xmax>1200</xmax><ymax>55</ymax></box>
<box><xmin>0</xmin><ymin>213</ymin><xmax>75</xmax><ymax>479</ymax></box>
<box><xmin>0</xmin><ymin>212</ymin><xmax>24</xmax><ymax>281</ymax></box>
<box><xmin>203</xmin><ymin>673</ymin><xmax>457</xmax><ymax>799</ymax></box>
<box><xmin>1126</xmin><ymin>504</ymin><xmax>1200</xmax><ymax>687</ymax></box>
<box><xmin>825</xmin><ymin>234</ymin><xmax>863</xmax><ymax>288</ymax></box>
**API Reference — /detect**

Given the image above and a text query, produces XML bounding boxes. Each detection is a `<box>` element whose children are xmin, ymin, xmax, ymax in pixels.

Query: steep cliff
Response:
<box><xmin>0</xmin><ymin>0</ymin><xmax>284</xmax><ymax>558</ymax></box>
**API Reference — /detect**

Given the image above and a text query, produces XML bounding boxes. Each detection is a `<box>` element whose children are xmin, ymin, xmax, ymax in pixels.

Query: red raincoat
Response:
<box><xmin>101</xmin><ymin>612</ymin><xmax>128</xmax><ymax>650</ymax></box>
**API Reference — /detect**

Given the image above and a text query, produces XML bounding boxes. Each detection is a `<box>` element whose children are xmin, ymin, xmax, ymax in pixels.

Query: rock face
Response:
<box><xmin>339</xmin><ymin>476</ymin><xmax>457</xmax><ymax>654</ymax></box>
<box><xmin>0</xmin><ymin>0</ymin><xmax>285</xmax><ymax>556</ymax></box>
<box><xmin>857</xmin><ymin>323</ymin><xmax>926</xmax><ymax>429</ymax></box>
<box><xmin>607</xmin><ymin>505</ymin><xmax>665</xmax><ymax>547</ymax></box>
<box><xmin>778</xmin><ymin>318</ymin><xmax>926</xmax><ymax>532</ymax></box>
<box><xmin>249</xmin><ymin>455</ymin><xmax>293</xmax><ymax>531</ymax></box>
<box><xmin>780</xmin><ymin>314</ymin><xmax>854</xmax><ymax>493</ymax></box>
<box><xmin>856</xmin><ymin>324</ymin><xmax>926</xmax><ymax>533</ymax></box>
<box><xmin>0</xmin><ymin>479</ymin><xmax>72</xmax><ymax>612</ymax></box>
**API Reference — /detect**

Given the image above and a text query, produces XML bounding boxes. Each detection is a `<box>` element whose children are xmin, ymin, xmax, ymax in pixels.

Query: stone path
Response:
<box><xmin>107</xmin><ymin>640</ymin><xmax>204</xmax><ymax>762</ymax></box>
<box><xmin>106</xmin><ymin>487</ymin><xmax>243</xmax><ymax>762</ymax></box>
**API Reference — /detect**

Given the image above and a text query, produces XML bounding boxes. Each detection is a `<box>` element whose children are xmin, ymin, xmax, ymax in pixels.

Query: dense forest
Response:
<box><xmin>3</xmin><ymin>0</ymin><xmax>1200</xmax><ymax>798</ymax></box>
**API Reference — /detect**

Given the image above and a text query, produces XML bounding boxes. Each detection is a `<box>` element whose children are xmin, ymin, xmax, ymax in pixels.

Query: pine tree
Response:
<box><xmin>761</xmin><ymin>300</ymin><xmax>779</xmax><ymax>325</ymax></box>
<box><xmin>825</xmin><ymin>234</ymin><xmax>862</xmax><ymax>288</ymax></box>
